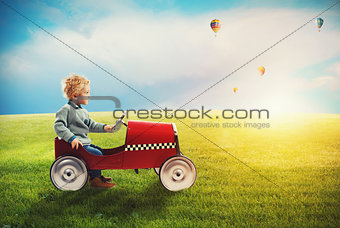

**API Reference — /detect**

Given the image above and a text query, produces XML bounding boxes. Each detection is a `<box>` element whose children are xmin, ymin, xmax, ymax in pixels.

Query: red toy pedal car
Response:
<box><xmin>50</xmin><ymin>113</ymin><xmax>197</xmax><ymax>191</ymax></box>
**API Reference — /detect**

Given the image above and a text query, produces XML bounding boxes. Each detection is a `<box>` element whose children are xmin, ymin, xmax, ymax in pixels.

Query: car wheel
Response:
<box><xmin>50</xmin><ymin>156</ymin><xmax>88</xmax><ymax>191</ymax></box>
<box><xmin>154</xmin><ymin>168</ymin><xmax>160</xmax><ymax>175</ymax></box>
<box><xmin>159</xmin><ymin>156</ymin><xmax>197</xmax><ymax>191</ymax></box>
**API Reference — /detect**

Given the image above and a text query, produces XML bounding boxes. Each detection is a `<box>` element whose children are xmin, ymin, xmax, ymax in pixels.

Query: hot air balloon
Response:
<box><xmin>233</xmin><ymin>87</ymin><xmax>238</xmax><ymax>93</ymax></box>
<box><xmin>210</xmin><ymin>19</ymin><xmax>221</xmax><ymax>36</ymax></box>
<box><xmin>258</xmin><ymin>66</ymin><xmax>265</xmax><ymax>76</ymax></box>
<box><xmin>316</xmin><ymin>17</ymin><xmax>323</xmax><ymax>32</ymax></box>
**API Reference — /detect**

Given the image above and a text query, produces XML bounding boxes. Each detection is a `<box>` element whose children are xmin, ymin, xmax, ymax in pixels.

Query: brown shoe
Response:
<box><xmin>101</xmin><ymin>175</ymin><xmax>113</xmax><ymax>182</ymax></box>
<box><xmin>88</xmin><ymin>176</ymin><xmax>113</xmax><ymax>182</ymax></box>
<box><xmin>90</xmin><ymin>177</ymin><xmax>116</xmax><ymax>188</ymax></box>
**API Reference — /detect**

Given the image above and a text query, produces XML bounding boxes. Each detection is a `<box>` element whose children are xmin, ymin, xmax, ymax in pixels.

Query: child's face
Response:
<box><xmin>76</xmin><ymin>84</ymin><xmax>90</xmax><ymax>105</ymax></box>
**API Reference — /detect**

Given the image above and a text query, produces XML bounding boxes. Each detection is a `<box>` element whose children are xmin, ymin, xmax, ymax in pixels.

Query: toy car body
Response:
<box><xmin>50</xmin><ymin>120</ymin><xmax>197</xmax><ymax>192</ymax></box>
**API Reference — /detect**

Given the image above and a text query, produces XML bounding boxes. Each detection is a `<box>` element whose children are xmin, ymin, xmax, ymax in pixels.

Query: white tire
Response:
<box><xmin>159</xmin><ymin>156</ymin><xmax>197</xmax><ymax>191</ymax></box>
<box><xmin>50</xmin><ymin>156</ymin><xmax>88</xmax><ymax>191</ymax></box>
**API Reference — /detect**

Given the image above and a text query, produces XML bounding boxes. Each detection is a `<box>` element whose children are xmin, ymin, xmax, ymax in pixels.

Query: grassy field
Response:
<box><xmin>0</xmin><ymin>112</ymin><xmax>339</xmax><ymax>227</ymax></box>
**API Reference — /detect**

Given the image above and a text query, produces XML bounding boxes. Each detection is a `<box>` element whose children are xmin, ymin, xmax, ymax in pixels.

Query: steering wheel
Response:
<box><xmin>112</xmin><ymin>112</ymin><xmax>127</xmax><ymax>132</ymax></box>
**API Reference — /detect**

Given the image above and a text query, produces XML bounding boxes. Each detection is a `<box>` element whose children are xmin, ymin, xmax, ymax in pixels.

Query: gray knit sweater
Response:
<box><xmin>54</xmin><ymin>100</ymin><xmax>107</xmax><ymax>146</ymax></box>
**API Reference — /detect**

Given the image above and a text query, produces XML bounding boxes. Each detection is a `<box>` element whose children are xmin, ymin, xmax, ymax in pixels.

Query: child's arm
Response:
<box><xmin>87</xmin><ymin>117</ymin><xmax>108</xmax><ymax>133</ymax></box>
<box><xmin>88</xmin><ymin>118</ymin><xmax>117</xmax><ymax>133</ymax></box>
<box><xmin>84</xmin><ymin>110</ymin><xmax>115</xmax><ymax>133</ymax></box>
<box><xmin>54</xmin><ymin>107</ymin><xmax>76</xmax><ymax>143</ymax></box>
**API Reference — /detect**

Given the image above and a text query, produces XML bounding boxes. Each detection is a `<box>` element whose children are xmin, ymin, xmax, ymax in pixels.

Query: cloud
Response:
<box><xmin>1</xmin><ymin>1</ymin><xmax>340</xmax><ymax>113</ymax></box>
<box><xmin>324</xmin><ymin>61</ymin><xmax>340</xmax><ymax>90</ymax></box>
<box><xmin>294</xmin><ymin>61</ymin><xmax>340</xmax><ymax>92</ymax></box>
<box><xmin>308</xmin><ymin>75</ymin><xmax>340</xmax><ymax>91</ymax></box>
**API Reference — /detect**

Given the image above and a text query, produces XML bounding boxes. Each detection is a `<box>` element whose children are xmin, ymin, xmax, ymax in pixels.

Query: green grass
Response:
<box><xmin>0</xmin><ymin>112</ymin><xmax>339</xmax><ymax>227</ymax></box>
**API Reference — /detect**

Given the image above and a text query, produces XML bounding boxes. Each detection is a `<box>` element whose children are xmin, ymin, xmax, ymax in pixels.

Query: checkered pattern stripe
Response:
<box><xmin>125</xmin><ymin>142</ymin><xmax>176</xmax><ymax>151</ymax></box>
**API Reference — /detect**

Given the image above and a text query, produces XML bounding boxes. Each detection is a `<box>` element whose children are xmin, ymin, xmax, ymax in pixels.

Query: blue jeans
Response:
<box><xmin>83</xmin><ymin>144</ymin><xmax>103</xmax><ymax>179</ymax></box>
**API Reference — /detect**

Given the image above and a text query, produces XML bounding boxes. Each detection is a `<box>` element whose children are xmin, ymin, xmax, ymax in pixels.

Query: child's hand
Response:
<box><xmin>104</xmin><ymin>125</ymin><xmax>116</xmax><ymax>133</ymax></box>
<box><xmin>71</xmin><ymin>138</ymin><xmax>83</xmax><ymax>150</ymax></box>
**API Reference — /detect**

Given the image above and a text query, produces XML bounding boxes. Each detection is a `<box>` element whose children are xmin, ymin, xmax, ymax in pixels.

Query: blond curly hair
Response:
<box><xmin>61</xmin><ymin>74</ymin><xmax>90</xmax><ymax>100</ymax></box>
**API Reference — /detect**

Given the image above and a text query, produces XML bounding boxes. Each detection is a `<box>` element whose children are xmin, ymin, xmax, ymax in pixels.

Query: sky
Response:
<box><xmin>0</xmin><ymin>0</ymin><xmax>340</xmax><ymax>115</ymax></box>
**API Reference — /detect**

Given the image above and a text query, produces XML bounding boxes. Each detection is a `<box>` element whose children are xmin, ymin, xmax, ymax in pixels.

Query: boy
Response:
<box><xmin>54</xmin><ymin>74</ymin><xmax>115</xmax><ymax>188</ymax></box>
